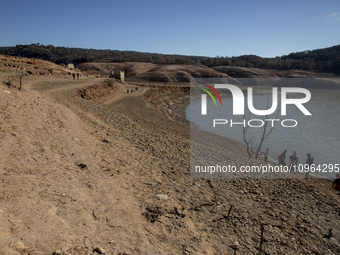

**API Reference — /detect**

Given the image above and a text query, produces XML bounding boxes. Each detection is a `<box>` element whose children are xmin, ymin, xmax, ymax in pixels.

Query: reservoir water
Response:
<box><xmin>187</xmin><ymin>88</ymin><xmax>340</xmax><ymax>179</ymax></box>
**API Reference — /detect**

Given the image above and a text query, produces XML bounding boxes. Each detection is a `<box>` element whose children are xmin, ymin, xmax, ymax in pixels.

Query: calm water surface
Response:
<box><xmin>187</xmin><ymin>88</ymin><xmax>340</xmax><ymax>179</ymax></box>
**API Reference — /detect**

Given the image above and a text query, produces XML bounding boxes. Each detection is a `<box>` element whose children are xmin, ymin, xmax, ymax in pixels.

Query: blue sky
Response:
<box><xmin>1</xmin><ymin>0</ymin><xmax>340</xmax><ymax>57</ymax></box>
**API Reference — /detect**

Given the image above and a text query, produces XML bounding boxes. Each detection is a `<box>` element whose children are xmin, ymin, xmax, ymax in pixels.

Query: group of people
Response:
<box><xmin>127</xmin><ymin>87</ymin><xmax>138</xmax><ymax>94</ymax></box>
<box><xmin>262</xmin><ymin>148</ymin><xmax>340</xmax><ymax>195</ymax></box>
<box><xmin>262</xmin><ymin>148</ymin><xmax>314</xmax><ymax>178</ymax></box>
<box><xmin>72</xmin><ymin>73</ymin><xmax>82</xmax><ymax>80</ymax></box>
<box><xmin>278</xmin><ymin>150</ymin><xmax>314</xmax><ymax>176</ymax></box>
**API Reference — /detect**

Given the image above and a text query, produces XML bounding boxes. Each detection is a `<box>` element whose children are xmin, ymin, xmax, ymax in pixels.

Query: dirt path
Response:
<box><xmin>0</xmin><ymin>76</ymin><xmax>340</xmax><ymax>255</ymax></box>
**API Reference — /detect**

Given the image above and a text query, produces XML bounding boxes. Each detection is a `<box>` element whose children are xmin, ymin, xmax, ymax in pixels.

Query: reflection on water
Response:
<box><xmin>187</xmin><ymin>88</ymin><xmax>340</xmax><ymax>179</ymax></box>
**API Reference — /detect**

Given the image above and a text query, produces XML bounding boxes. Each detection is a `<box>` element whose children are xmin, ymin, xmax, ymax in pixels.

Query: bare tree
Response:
<box><xmin>243</xmin><ymin>123</ymin><xmax>253</xmax><ymax>158</ymax></box>
<box><xmin>253</xmin><ymin>116</ymin><xmax>276</xmax><ymax>160</ymax></box>
<box><xmin>243</xmin><ymin>111</ymin><xmax>259</xmax><ymax>158</ymax></box>
<box><xmin>253</xmin><ymin>93</ymin><xmax>280</xmax><ymax>159</ymax></box>
<box><xmin>243</xmin><ymin>92</ymin><xmax>279</xmax><ymax>159</ymax></box>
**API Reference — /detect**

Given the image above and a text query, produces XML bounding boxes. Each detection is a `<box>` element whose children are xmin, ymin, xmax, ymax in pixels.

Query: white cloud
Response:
<box><xmin>323</xmin><ymin>12</ymin><xmax>340</xmax><ymax>23</ymax></box>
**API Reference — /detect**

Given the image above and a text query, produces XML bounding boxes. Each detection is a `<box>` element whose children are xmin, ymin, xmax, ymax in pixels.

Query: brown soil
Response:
<box><xmin>0</xmin><ymin>55</ymin><xmax>84</xmax><ymax>79</ymax></box>
<box><xmin>1</xmin><ymin>56</ymin><xmax>340</xmax><ymax>255</ymax></box>
<box><xmin>77</xmin><ymin>62</ymin><xmax>340</xmax><ymax>89</ymax></box>
<box><xmin>76</xmin><ymin>62</ymin><xmax>230</xmax><ymax>83</ymax></box>
<box><xmin>78</xmin><ymin>79</ymin><xmax>120</xmax><ymax>100</ymax></box>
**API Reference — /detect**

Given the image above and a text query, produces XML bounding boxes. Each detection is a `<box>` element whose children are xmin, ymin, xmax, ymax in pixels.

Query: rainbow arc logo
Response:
<box><xmin>198</xmin><ymin>82</ymin><xmax>222</xmax><ymax>106</ymax></box>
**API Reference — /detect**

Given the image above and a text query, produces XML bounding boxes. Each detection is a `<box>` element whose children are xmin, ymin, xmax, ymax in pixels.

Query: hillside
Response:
<box><xmin>0</xmin><ymin>56</ymin><xmax>340</xmax><ymax>254</ymax></box>
<box><xmin>76</xmin><ymin>61</ymin><xmax>340</xmax><ymax>90</ymax></box>
<box><xmin>76</xmin><ymin>62</ymin><xmax>230</xmax><ymax>83</ymax></box>
<box><xmin>1</xmin><ymin>43</ymin><xmax>340</xmax><ymax>73</ymax></box>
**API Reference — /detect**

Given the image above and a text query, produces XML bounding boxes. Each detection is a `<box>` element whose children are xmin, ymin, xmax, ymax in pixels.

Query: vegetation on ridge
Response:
<box><xmin>1</xmin><ymin>43</ymin><xmax>340</xmax><ymax>73</ymax></box>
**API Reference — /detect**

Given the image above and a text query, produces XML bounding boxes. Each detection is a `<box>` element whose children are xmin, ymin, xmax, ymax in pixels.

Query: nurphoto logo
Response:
<box><xmin>200</xmin><ymin>84</ymin><xmax>312</xmax><ymax>128</ymax></box>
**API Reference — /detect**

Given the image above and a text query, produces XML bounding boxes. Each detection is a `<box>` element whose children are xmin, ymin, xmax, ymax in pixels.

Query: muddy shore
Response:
<box><xmin>74</xmin><ymin>78</ymin><xmax>340</xmax><ymax>253</ymax></box>
<box><xmin>0</xmin><ymin>75</ymin><xmax>340</xmax><ymax>254</ymax></box>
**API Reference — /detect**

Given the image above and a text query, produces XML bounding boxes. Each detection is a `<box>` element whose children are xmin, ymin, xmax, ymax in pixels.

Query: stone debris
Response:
<box><xmin>230</xmin><ymin>241</ymin><xmax>240</xmax><ymax>250</ymax></box>
<box><xmin>94</xmin><ymin>246</ymin><xmax>106</xmax><ymax>254</ymax></box>
<box><xmin>78</xmin><ymin>163</ymin><xmax>87</xmax><ymax>169</ymax></box>
<box><xmin>174</xmin><ymin>207</ymin><xmax>186</xmax><ymax>218</ymax></box>
<box><xmin>12</xmin><ymin>242</ymin><xmax>25</xmax><ymax>250</ymax></box>
<box><xmin>155</xmin><ymin>194</ymin><xmax>169</xmax><ymax>200</ymax></box>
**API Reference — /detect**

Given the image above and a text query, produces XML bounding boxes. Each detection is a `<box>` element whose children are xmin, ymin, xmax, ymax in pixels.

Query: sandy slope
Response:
<box><xmin>0</xmin><ymin>74</ymin><xmax>340</xmax><ymax>255</ymax></box>
<box><xmin>0</xmin><ymin>77</ymin><xmax>161</xmax><ymax>254</ymax></box>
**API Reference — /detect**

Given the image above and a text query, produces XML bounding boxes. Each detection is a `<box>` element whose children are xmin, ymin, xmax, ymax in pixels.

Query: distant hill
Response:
<box><xmin>1</xmin><ymin>43</ymin><xmax>340</xmax><ymax>73</ymax></box>
<box><xmin>76</xmin><ymin>62</ymin><xmax>231</xmax><ymax>83</ymax></box>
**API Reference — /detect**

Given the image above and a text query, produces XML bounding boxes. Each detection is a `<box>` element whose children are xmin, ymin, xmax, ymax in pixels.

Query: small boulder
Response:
<box><xmin>78</xmin><ymin>163</ymin><xmax>87</xmax><ymax>169</ymax></box>
<box><xmin>230</xmin><ymin>241</ymin><xmax>240</xmax><ymax>250</ymax></box>
<box><xmin>94</xmin><ymin>246</ymin><xmax>106</xmax><ymax>254</ymax></box>
<box><xmin>155</xmin><ymin>194</ymin><xmax>169</xmax><ymax>200</ymax></box>
<box><xmin>13</xmin><ymin>242</ymin><xmax>25</xmax><ymax>250</ymax></box>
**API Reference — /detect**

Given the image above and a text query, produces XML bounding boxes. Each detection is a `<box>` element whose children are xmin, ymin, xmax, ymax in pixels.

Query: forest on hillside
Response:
<box><xmin>1</xmin><ymin>43</ymin><xmax>340</xmax><ymax>73</ymax></box>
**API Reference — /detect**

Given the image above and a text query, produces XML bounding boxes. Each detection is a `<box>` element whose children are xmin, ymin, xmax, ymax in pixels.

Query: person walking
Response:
<box><xmin>305</xmin><ymin>153</ymin><xmax>314</xmax><ymax>179</ymax></box>
<box><xmin>332</xmin><ymin>173</ymin><xmax>340</xmax><ymax>195</ymax></box>
<box><xmin>278</xmin><ymin>150</ymin><xmax>287</xmax><ymax>166</ymax></box>
<box><xmin>262</xmin><ymin>148</ymin><xmax>269</xmax><ymax>163</ymax></box>
<box><xmin>289</xmin><ymin>151</ymin><xmax>299</xmax><ymax>174</ymax></box>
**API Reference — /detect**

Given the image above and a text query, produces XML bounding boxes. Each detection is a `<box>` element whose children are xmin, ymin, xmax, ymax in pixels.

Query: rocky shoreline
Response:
<box><xmin>77</xmin><ymin>80</ymin><xmax>340</xmax><ymax>253</ymax></box>
<box><xmin>0</xmin><ymin>74</ymin><xmax>339</xmax><ymax>254</ymax></box>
